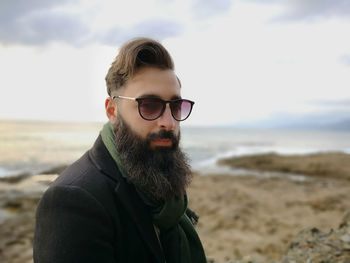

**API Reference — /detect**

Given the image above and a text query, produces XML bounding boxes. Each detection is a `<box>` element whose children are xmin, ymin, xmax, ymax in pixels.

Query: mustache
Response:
<box><xmin>146</xmin><ymin>130</ymin><xmax>179</xmax><ymax>147</ymax></box>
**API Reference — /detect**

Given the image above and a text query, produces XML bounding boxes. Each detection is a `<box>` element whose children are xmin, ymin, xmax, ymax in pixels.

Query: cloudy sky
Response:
<box><xmin>0</xmin><ymin>0</ymin><xmax>349</xmax><ymax>126</ymax></box>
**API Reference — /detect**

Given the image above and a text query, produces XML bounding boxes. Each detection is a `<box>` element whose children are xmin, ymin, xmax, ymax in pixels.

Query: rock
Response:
<box><xmin>340</xmin><ymin>211</ymin><xmax>350</xmax><ymax>228</ymax></box>
<box><xmin>0</xmin><ymin>172</ymin><xmax>32</xmax><ymax>184</ymax></box>
<box><xmin>281</xmin><ymin>212</ymin><xmax>350</xmax><ymax>263</ymax></box>
<box><xmin>0</xmin><ymin>174</ymin><xmax>57</xmax><ymax>263</ymax></box>
<box><xmin>38</xmin><ymin>164</ymin><xmax>68</xmax><ymax>175</ymax></box>
<box><xmin>218</xmin><ymin>152</ymin><xmax>350</xmax><ymax>180</ymax></box>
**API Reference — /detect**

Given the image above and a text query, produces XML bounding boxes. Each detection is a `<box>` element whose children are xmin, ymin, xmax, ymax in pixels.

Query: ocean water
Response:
<box><xmin>1</xmin><ymin>120</ymin><xmax>350</xmax><ymax>177</ymax></box>
<box><xmin>182</xmin><ymin>126</ymin><xmax>350</xmax><ymax>175</ymax></box>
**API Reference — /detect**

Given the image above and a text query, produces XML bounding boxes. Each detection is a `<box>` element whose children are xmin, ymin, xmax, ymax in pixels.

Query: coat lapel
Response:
<box><xmin>89</xmin><ymin>135</ymin><xmax>165</xmax><ymax>263</ymax></box>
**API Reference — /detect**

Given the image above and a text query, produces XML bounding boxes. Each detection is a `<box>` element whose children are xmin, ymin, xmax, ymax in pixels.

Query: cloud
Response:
<box><xmin>97</xmin><ymin>19</ymin><xmax>184</xmax><ymax>46</ymax></box>
<box><xmin>339</xmin><ymin>54</ymin><xmax>350</xmax><ymax>66</ymax></box>
<box><xmin>282</xmin><ymin>0</ymin><xmax>350</xmax><ymax>21</ymax></box>
<box><xmin>0</xmin><ymin>0</ymin><xmax>90</xmax><ymax>46</ymax></box>
<box><xmin>235</xmin><ymin>108</ymin><xmax>350</xmax><ymax>129</ymax></box>
<box><xmin>0</xmin><ymin>0</ymin><xmax>73</xmax><ymax>21</ymax></box>
<box><xmin>191</xmin><ymin>0</ymin><xmax>233</xmax><ymax>19</ymax></box>
<box><xmin>311</xmin><ymin>98</ymin><xmax>350</xmax><ymax>107</ymax></box>
<box><xmin>0</xmin><ymin>0</ymin><xmax>184</xmax><ymax>47</ymax></box>
<box><xmin>0</xmin><ymin>11</ymin><xmax>90</xmax><ymax>46</ymax></box>
<box><xmin>248</xmin><ymin>0</ymin><xmax>350</xmax><ymax>21</ymax></box>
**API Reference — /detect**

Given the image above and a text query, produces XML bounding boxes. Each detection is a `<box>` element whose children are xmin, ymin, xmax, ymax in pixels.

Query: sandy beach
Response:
<box><xmin>1</xmin><ymin>152</ymin><xmax>350</xmax><ymax>262</ymax></box>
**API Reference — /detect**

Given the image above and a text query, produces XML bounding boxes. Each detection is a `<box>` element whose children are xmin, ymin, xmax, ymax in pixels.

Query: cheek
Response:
<box><xmin>126</xmin><ymin>117</ymin><xmax>155</xmax><ymax>139</ymax></box>
<box><xmin>136</xmin><ymin>122</ymin><xmax>154</xmax><ymax>138</ymax></box>
<box><xmin>174</xmin><ymin>123</ymin><xmax>180</xmax><ymax>135</ymax></box>
<box><xmin>119</xmin><ymin>104</ymin><xmax>146</xmax><ymax>135</ymax></box>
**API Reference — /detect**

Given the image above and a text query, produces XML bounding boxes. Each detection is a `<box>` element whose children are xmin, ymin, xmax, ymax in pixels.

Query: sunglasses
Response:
<box><xmin>112</xmin><ymin>95</ymin><xmax>194</xmax><ymax>121</ymax></box>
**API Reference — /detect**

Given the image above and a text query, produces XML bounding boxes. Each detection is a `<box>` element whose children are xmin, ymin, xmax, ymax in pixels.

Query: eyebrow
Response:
<box><xmin>139</xmin><ymin>94</ymin><xmax>182</xmax><ymax>100</ymax></box>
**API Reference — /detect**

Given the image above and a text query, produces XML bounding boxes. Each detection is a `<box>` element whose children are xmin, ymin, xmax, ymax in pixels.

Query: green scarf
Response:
<box><xmin>101</xmin><ymin>122</ymin><xmax>206</xmax><ymax>263</ymax></box>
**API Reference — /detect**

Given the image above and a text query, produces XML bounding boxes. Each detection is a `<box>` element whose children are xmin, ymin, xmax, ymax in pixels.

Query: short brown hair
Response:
<box><xmin>105</xmin><ymin>37</ymin><xmax>175</xmax><ymax>96</ymax></box>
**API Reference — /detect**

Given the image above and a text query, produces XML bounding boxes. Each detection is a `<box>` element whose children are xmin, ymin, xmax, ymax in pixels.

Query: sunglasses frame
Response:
<box><xmin>112</xmin><ymin>95</ymin><xmax>194</xmax><ymax>121</ymax></box>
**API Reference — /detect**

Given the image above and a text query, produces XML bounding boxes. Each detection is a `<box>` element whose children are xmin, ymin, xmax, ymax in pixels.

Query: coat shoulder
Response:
<box><xmin>48</xmin><ymin>150</ymin><xmax>119</xmax><ymax>219</ymax></box>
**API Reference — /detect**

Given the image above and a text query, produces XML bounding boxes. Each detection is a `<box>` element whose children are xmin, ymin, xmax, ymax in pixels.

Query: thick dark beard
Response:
<box><xmin>113</xmin><ymin>116</ymin><xmax>192</xmax><ymax>202</ymax></box>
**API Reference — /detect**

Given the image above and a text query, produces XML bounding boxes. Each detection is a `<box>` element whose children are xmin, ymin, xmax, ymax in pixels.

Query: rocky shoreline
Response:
<box><xmin>218</xmin><ymin>152</ymin><xmax>350</xmax><ymax>180</ymax></box>
<box><xmin>189</xmin><ymin>174</ymin><xmax>350</xmax><ymax>263</ymax></box>
<box><xmin>0</xmin><ymin>174</ymin><xmax>58</xmax><ymax>263</ymax></box>
<box><xmin>1</xmin><ymin>152</ymin><xmax>350</xmax><ymax>262</ymax></box>
<box><xmin>191</xmin><ymin>152</ymin><xmax>350</xmax><ymax>262</ymax></box>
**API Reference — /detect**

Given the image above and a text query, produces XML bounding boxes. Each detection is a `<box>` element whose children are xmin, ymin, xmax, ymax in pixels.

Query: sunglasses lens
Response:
<box><xmin>139</xmin><ymin>98</ymin><xmax>164</xmax><ymax>120</ymax></box>
<box><xmin>171</xmin><ymin>100</ymin><xmax>193</xmax><ymax>121</ymax></box>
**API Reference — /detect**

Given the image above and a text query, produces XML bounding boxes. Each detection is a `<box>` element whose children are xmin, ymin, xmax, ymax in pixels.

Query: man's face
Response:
<box><xmin>112</xmin><ymin>67</ymin><xmax>181</xmax><ymax>149</ymax></box>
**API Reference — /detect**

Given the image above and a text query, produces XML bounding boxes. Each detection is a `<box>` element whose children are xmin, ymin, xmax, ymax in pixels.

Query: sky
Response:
<box><xmin>0</xmin><ymin>0</ymin><xmax>350</xmax><ymax>127</ymax></box>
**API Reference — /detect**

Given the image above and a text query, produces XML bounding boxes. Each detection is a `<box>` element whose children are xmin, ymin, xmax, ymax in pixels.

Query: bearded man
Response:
<box><xmin>33</xmin><ymin>37</ymin><xmax>207</xmax><ymax>263</ymax></box>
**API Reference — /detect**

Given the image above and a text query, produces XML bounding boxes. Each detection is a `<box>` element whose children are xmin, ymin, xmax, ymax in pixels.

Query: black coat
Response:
<box><xmin>33</xmin><ymin>135</ymin><xmax>169</xmax><ymax>263</ymax></box>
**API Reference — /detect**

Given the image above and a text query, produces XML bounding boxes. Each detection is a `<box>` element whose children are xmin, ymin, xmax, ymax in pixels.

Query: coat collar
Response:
<box><xmin>89</xmin><ymin>135</ymin><xmax>165</xmax><ymax>263</ymax></box>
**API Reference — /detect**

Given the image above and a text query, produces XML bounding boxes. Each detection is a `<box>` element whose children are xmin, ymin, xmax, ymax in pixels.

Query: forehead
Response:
<box><xmin>122</xmin><ymin>67</ymin><xmax>181</xmax><ymax>99</ymax></box>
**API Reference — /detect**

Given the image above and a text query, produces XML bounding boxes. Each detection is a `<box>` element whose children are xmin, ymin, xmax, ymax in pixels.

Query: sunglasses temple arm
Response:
<box><xmin>112</xmin><ymin>96</ymin><xmax>137</xmax><ymax>101</ymax></box>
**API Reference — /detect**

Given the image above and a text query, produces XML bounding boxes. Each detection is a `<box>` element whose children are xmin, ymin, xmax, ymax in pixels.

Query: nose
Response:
<box><xmin>157</xmin><ymin>104</ymin><xmax>176</xmax><ymax>130</ymax></box>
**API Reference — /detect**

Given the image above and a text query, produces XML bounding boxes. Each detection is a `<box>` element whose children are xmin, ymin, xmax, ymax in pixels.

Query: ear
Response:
<box><xmin>105</xmin><ymin>97</ymin><xmax>118</xmax><ymax>124</ymax></box>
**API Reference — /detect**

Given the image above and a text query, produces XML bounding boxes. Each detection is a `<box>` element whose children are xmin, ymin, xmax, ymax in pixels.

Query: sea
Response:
<box><xmin>1</xmin><ymin>120</ymin><xmax>350</xmax><ymax>178</ymax></box>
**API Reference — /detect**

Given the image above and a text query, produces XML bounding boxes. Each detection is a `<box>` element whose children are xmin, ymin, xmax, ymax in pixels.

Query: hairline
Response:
<box><xmin>110</xmin><ymin>66</ymin><xmax>182</xmax><ymax>97</ymax></box>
